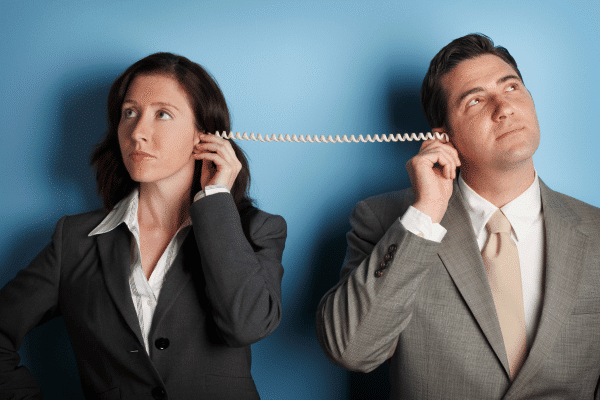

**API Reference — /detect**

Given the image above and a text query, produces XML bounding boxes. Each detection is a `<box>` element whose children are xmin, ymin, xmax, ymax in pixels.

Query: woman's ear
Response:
<box><xmin>194</xmin><ymin>130</ymin><xmax>204</xmax><ymax>146</ymax></box>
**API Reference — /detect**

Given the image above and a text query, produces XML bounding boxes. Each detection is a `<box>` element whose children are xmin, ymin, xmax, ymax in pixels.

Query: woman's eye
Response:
<box><xmin>157</xmin><ymin>111</ymin><xmax>172</xmax><ymax>120</ymax></box>
<box><xmin>123</xmin><ymin>109</ymin><xmax>137</xmax><ymax>118</ymax></box>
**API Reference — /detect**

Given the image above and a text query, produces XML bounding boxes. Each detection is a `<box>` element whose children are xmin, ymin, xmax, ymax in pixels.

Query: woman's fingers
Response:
<box><xmin>195</xmin><ymin>133</ymin><xmax>242</xmax><ymax>189</ymax></box>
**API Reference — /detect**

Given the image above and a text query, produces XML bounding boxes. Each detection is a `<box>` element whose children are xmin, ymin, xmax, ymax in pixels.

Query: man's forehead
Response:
<box><xmin>442</xmin><ymin>54</ymin><xmax>520</xmax><ymax>100</ymax></box>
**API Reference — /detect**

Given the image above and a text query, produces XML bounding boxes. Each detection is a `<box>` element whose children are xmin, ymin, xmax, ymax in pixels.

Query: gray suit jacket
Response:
<box><xmin>0</xmin><ymin>193</ymin><xmax>286</xmax><ymax>399</ymax></box>
<box><xmin>316</xmin><ymin>179</ymin><xmax>600</xmax><ymax>399</ymax></box>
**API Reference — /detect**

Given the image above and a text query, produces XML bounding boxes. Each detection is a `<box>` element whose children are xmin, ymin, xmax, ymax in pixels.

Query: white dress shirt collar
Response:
<box><xmin>88</xmin><ymin>188</ymin><xmax>192</xmax><ymax>237</ymax></box>
<box><xmin>458</xmin><ymin>170</ymin><xmax>542</xmax><ymax>243</ymax></box>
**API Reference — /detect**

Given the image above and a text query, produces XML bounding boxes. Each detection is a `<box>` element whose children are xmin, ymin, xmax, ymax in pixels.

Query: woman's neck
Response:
<box><xmin>137</xmin><ymin>181</ymin><xmax>192</xmax><ymax>234</ymax></box>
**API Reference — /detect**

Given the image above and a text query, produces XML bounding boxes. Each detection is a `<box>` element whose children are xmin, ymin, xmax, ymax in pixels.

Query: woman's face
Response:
<box><xmin>118</xmin><ymin>74</ymin><xmax>200</xmax><ymax>187</ymax></box>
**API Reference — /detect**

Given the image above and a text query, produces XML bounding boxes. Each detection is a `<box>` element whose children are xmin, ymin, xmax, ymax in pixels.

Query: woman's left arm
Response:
<box><xmin>190</xmin><ymin>193</ymin><xmax>286</xmax><ymax>347</ymax></box>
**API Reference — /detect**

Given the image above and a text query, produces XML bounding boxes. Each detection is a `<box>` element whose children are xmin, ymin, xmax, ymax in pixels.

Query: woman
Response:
<box><xmin>0</xmin><ymin>53</ymin><xmax>286</xmax><ymax>399</ymax></box>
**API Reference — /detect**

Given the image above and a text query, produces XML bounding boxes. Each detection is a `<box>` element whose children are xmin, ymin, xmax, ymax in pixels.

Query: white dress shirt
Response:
<box><xmin>401</xmin><ymin>172</ymin><xmax>545</xmax><ymax>349</ymax></box>
<box><xmin>89</xmin><ymin>184</ymin><xmax>230</xmax><ymax>353</ymax></box>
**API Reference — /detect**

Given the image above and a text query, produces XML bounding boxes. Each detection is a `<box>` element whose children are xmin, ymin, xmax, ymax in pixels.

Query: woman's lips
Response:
<box><xmin>130</xmin><ymin>151</ymin><xmax>155</xmax><ymax>161</ymax></box>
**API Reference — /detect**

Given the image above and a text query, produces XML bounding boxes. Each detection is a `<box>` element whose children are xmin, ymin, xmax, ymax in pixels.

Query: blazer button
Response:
<box><xmin>384</xmin><ymin>253</ymin><xmax>393</xmax><ymax>261</ymax></box>
<box><xmin>380</xmin><ymin>260</ymin><xmax>387</xmax><ymax>268</ymax></box>
<box><xmin>152</xmin><ymin>387</ymin><xmax>166</xmax><ymax>399</ymax></box>
<box><xmin>155</xmin><ymin>338</ymin><xmax>170</xmax><ymax>350</ymax></box>
<box><xmin>374</xmin><ymin>269</ymin><xmax>384</xmax><ymax>277</ymax></box>
<box><xmin>388</xmin><ymin>244</ymin><xmax>397</xmax><ymax>253</ymax></box>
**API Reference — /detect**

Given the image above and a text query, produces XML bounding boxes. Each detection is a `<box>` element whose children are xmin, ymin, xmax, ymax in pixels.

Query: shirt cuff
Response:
<box><xmin>400</xmin><ymin>205</ymin><xmax>447</xmax><ymax>243</ymax></box>
<box><xmin>193</xmin><ymin>184</ymin><xmax>231</xmax><ymax>202</ymax></box>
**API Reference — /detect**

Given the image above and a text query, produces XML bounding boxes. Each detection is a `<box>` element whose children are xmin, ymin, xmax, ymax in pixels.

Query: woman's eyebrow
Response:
<box><xmin>152</xmin><ymin>102</ymin><xmax>180</xmax><ymax>111</ymax></box>
<box><xmin>121</xmin><ymin>100</ymin><xmax>180</xmax><ymax>111</ymax></box>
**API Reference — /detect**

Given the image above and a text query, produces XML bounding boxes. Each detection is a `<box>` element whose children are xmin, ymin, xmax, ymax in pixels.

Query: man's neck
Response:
<box><xmin>460</xmin><ymin>160</ymin><xmax>536</xmax><ymax>208</ymax></box>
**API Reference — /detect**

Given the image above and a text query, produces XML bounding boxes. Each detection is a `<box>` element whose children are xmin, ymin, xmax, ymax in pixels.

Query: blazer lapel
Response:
<box><xmin>96</xmin><ymin>224</ymin><xmax>145</xmax><ymax>347</ymax></box>
<box><xmin>504</xmin><ymin>181</ymin><xmax>589</xmax><ymax>398</ymax></box>
<box><xmin>438</xmin><ymin>182</ymin><xmax>510</xmax><ymax>376</ymax></box>
<box><xmin>149</xmin><ymin>230</ymin><xmax>195</xmax><ymax>337</ymax></box>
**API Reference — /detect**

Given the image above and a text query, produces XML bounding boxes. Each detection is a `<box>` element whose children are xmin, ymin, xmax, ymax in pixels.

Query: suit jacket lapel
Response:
<box><xmin>438</xmin><ymin>181</ymin><xmax>510</xmax><ymax>376</ymax></box>
<box><xmin>504</xmin><ymin>180</ymin><xmax>589</xmax><ymax>398</ymax></box>
<box><xmin>149</xmin><ymin>229</ymin><xmax>195</xmax><ymax>338</ymax></box>
<box><xmin>96</xmin><ymin>224</ymin><xmax>145</xmax><ymax>347</ymax></box>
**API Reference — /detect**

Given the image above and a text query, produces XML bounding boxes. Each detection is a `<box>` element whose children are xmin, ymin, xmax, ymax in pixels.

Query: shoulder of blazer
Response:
<box><xmin>238</xmin><ymin>204</ymin><xmax>287</xmax><ymax>245</ymax></box>
<box><xmin>355</xmin><ymin>187</ymin><xmax>418</xmax><ymax>231</ymax></box>
<box><xmin>58</xmin><ymin>207</ymin><xmax>110</xmax><ymax>250</ymax></box>
<box><xmin>192</xmin><ymin>194</ymin><xmax>287</xmax><ymax>249</ymax></box>
<box><xmin>539</xmin><ymin>179</ymin><xmax>600</xmax><ymax>237</ymax></box>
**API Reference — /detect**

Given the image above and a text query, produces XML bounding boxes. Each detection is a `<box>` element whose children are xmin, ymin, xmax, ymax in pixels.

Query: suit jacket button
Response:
<box><xmin>384</xmin><ymin>253</ymin><xmax>393</xmax><ymax>261</ymax></box>
<box><xmin>388</xmin><ymin>244</ymin><xmax>397</xmax><ymax>253</ymax></box>
<box><xmin>380</xmin><ymin>260</ymin><xmax>387</xmax><ymax>268</ymax></box>
<box><xmin>374</xmin><ymin>269</ymin><xmax>384</xmax><ymax>277</ymax></box>
<box><xmin>155</xmin><ymin>338</ymin><xmax>170</xmax><ymax>350</ymax></box>
<box><xmin>152</xmin><ymin>387</ymin><xmax>166</xmax><ymax>399</ymax></box>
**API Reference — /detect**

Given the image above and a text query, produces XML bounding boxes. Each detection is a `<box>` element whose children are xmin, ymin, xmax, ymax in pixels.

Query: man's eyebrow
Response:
<box><xmin>455</xmin><ymin>74</ymin><xmax>522</xmax><ymax>106</ymax></box>
<box><xmin>497</xmin><ymin>74</ymin><xmax>521</xmax><ymax>85</ymax></box>
<box><xmin>456</xmin><ymin>87</ymin><xmax>484</xmax><ymax>106</ymax></box>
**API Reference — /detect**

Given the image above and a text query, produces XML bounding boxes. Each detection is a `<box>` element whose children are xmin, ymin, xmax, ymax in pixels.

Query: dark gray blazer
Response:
<box><xmin>0</xmin><ymin>192</ymin><xmax>286</xmax><ymax>400</ymax></box>
<box><xmin>316</xmin><ymin>179</ymin><xmax>600</xmax><ymax>399</ymax></box>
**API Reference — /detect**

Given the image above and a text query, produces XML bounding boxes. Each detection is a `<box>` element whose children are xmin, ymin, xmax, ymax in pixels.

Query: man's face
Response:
<box><xmin>441</xmin><ymin>54</ymin><xmax>540</xmax><ymax>173</ymax></box>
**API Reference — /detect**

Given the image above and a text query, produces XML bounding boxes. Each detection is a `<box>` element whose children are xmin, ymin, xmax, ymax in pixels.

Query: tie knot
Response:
<box><xmin>486</xmin><ymin>209</ymin><xmax>512</xmax><ymax>234</ymax></box>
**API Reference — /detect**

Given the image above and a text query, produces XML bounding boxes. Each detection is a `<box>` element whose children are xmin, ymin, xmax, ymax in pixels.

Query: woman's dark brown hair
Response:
<box><xmin>91</xmin><ymin>52</ymin><xmax>253</xmax><ymax>211</ymax></box>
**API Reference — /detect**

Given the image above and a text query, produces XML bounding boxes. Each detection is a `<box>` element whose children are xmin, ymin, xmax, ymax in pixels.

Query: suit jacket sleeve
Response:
<box><xmin>0</xmin><ymin>217</ymin><xmax>65</xmax><ymax>399</ymax></box>
<box><xmin>190</xmin><ymin>193</ymin><xmax>286</xmax><ymax>348</ymax></box>
<box><xmin>316</xmin><ymin>196</ymin><xmax>441</xmax><ymax>372</ymax></box>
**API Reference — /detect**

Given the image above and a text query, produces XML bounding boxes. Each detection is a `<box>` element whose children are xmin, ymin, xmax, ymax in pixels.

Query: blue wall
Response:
<box><xmin>1</xmin><ymin>1</ymin><xmax>599</xmax><ymax>398</ymax></box>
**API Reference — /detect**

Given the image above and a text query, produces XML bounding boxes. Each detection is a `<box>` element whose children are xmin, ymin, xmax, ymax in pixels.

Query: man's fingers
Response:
<box><xmin>419</xmin><ymin>140</ymin><xmax>461</xmax><ymax>168</ymax></box>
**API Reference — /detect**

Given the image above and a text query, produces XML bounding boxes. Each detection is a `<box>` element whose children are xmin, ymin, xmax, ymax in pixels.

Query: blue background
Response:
<box><xmin>1</xmin><ymin>1</ymin><xmax>599</xmax><ymax>398</ymax></box>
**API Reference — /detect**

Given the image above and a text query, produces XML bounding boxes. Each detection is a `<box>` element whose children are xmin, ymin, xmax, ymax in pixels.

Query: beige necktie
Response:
<box><xmin>482</xmin><ymin>209</ymin><xmax>527</xmax><ymax>380</ymax></box>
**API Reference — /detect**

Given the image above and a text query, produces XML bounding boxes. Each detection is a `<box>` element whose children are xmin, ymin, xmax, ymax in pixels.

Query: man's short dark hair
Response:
<box><xmin>420</xmin><ymin>33</ymin><xmax>523</xmax><ymax>130</ymax></box>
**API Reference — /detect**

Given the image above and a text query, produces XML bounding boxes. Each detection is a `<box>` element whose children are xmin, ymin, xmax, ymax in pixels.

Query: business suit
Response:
<box><xmin>316</xmin><ymin>179</ymin><xmax>600</xmax><ymax>399</ymax></box>
<box><xmin>0</xmin><ymin>192</ymin><xmax>286</xmax><ymax>399</ymax></box>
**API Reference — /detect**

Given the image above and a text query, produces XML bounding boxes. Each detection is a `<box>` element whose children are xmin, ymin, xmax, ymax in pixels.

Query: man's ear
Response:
<box><xmin>432</xmin><ymin>127</ymin><xmax>450</xmax><ymax>142</ymax></box>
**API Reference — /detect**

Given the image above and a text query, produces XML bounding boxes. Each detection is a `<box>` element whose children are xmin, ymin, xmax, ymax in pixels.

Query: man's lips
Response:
<box><xmin>497</xmin><ymin>126</ymin><xmax>525</xmax><ymax>140</ymax></box>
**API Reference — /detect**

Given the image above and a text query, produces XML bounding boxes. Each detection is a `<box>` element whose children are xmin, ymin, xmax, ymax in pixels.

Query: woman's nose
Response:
<box><xmin>130</xmin><ymin>114</ymin><xmax>150</xmax><ymax>142</ymax></box>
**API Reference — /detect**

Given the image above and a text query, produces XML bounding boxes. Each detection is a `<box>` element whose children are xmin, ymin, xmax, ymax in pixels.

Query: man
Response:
<box><xmin>316</xmin><ymin>33</ymin><xmax>600</xmax><ymax>399</ymax></box>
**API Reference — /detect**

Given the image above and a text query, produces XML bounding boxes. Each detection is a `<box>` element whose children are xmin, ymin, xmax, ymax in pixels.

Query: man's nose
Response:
<box><xmin>492</xmin><ymin>96</ymin><xmax>515</xmax><ymax>121</ymax></box>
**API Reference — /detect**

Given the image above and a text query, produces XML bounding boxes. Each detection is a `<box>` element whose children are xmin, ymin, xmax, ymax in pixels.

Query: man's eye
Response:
<box><xmin>157</xmin><ymin>111</ymin><xmax>172</xmax><ymax>120</ymax></box>
<box><xmin>468</xmin><ymin>98</ymin><xmax>479</xmax><ymax>106</ymax></box>
<box><xmin>123</xmin><ymin>109</ymin><xmax>137</xmax><ymax>118</ymax></box>
<box><xmin>506</xmin><ymin>85</ymin><xmax>516</xmax><ymax>92</ymax></box>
